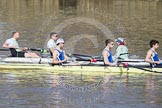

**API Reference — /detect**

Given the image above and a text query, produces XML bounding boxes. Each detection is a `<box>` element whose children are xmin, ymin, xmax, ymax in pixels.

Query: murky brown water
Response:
<box><xmin>0</xmin><ymin>0</ymin><xmax>162</xmax><ymax>57</ymax></box>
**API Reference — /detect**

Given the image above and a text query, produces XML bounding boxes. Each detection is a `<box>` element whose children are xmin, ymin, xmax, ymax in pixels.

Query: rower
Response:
<box><xmin>102</xmin><ymin>39</ymin><xmax>117</xmax><ymax>66</ymax></box>
<box><xmin>2</xmin><ymin>31</ymin><xmax>39</xmax><ymax>58</ymax></box>
<box><xmin>47</xmin><ymin>32</ymin><xmax>58</xmax><ymax>57</ymax></box>
<box><xmin>52</xmin><ymin>38</ymin><xmax>68</xmax><ymax>64</ymax></box>
<box><xmin>145</xmin><ymin>40</ymin><xmax>162</xmax><ymax>66</ymax></box>
<box><xmin>113</xmin><ymin>37</ymin><xmax>129</xmax><ymax>60</ymax></box>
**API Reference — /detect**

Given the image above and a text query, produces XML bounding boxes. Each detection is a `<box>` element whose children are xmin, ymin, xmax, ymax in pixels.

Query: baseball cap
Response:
<box><xmin>115</xmin><ymin>37</ymin><xmax>124</xmax><ymax>43</ymax></box>
<box><xmin>56</xmin><ymin>38</ymin><xmax>64</xmax><ymax>44</ymax></box>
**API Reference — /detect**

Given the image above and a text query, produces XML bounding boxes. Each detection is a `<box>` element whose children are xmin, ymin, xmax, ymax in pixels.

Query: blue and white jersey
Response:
<box><xmin>55</xmin><ymin>49</ymin><xmax>65</xmax><ymax>61</ymax></box>
<box><xmin>103</xmin><ymin>49</ymin><xmax>113</xmax><ymax>63</ymax></box>
<box><xmin>151</xmin><ymin>50</ymin><xmax>159</xmax><ymax>61</ymax></box>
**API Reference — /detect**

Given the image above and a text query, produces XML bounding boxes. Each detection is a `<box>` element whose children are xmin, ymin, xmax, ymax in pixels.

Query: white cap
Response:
<box><xmin>56</xmin><ymin>38</ymin><xmax>64</xmax><ymax>44</ymax></box>
<box><xmin>115</xmin><ymin>37</ymin><xmax>124</xmax><ymax>43</ymax></box>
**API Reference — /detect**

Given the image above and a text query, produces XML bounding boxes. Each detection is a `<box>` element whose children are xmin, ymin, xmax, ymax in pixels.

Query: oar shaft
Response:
<box><xmin>0</xmin><ymin>48</ymin><xmax>10</xmax><ymax>51</ymax></box>
<box><xmin>29</xmin><ymin>48</ymin><xmax>49</xmax><ymax>53</ymax></box>
<box><xmin>72</xmin><ymin>53</ymin><xmax>93</xmax><ymax>57</ymax></box>
<box><xmin>118</xmin><ymin>59</ymin><xmax>145</xmax><ymax>62</ymax></box>
<box><xmin>127</xmin><ymin>64</ymin><xmax>162</xmax><ymax>73</ymax></box>
<box><xmin>28</xmin><ymin>48</ymin><xmax>42</xmax><ymax>51</ymax></box>
<box><xmin>0</xmin><ymin>48</ymin><xmax>49</xmax><ymax>53</ymax></box>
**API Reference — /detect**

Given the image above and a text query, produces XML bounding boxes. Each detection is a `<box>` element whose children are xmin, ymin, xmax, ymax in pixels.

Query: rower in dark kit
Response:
<box><xmin>2</xmin><ymin>31</ymin><xmax>39</xmax><ymax>58</ymax></box>
<box><xmin>145</xmin><ymin>40</ymin><xmax>162</xmax><ymax>65</ymax></box>
<box><xmin>52</xmin><ymin>38</ymin><xmax>68</xmax><ymax>64</ymax></box>
<box><xmin>102</xmin><ymin>39</ymin><xmax>117</xmax><ymax>66</ymax></box>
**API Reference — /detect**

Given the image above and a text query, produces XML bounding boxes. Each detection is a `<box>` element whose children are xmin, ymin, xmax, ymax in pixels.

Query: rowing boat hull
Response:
<box><xmin>0</xmin><ymin>63</ymin><xmax>161</xmax><ymax>74</ymax></box>
<box><xmin>0</xmin><ymin>57</ymin><xmax>162</xmax><ymax>73</ymax></box>
<box><xmin>0</xmin><ymin>57</ymin><xmax>150</xmax><ymax>65</ymax></box>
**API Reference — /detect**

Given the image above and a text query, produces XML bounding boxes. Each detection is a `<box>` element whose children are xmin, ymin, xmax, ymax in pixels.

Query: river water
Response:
<box><xmin>0</xmin><ymin>69</ymin><xmax>162</xmax><ymax>108</ymax></box>
<box><xmin>0</xmin><ymin>0</ymin><xmax>162</xmax><ymax>108</ymax></box>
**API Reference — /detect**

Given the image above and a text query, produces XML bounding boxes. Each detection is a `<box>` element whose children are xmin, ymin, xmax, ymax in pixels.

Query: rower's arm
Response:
<box><xmin>2</xmin><ymin>42</ymin><xmax>15</xmax><ymax>49</ymax></box>
<box><xmin>53</xmin><ymin>51</ymin><xmax>60</xmax><ymax>64</ymax></box>
<box><xmin>49</xmin><ymin>47</ymin><xmax>54</xmax><ymax>54</ymax></box>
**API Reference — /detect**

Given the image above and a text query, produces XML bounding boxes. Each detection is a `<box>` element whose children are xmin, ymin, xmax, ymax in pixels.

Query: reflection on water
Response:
<box><xmin>0</xmin><ymin>0</ymin><xmax>162</xmax><ymax>57</ymax></box>
<box><xmin>0</xmin><ymin>70</ymin><xmax>162</xmax><ymax>108</ymax></box>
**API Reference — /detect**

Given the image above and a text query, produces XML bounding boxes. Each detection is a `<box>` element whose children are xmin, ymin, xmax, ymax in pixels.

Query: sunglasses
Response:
<box><xmin>110</xmin><ymin>43</ymin><xmax>114</xmax><ymax>46</ymax></box>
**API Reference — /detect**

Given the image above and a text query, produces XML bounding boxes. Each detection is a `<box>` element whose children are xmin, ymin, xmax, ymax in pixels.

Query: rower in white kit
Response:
<box><xmin>2</xmin><ymin>31</ymin><xmax>39</xmax><ymax>58</ymax></box>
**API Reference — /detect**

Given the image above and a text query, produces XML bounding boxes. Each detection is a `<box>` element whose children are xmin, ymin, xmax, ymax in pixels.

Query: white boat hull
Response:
<box><xmin>0</xmin><ymin>57</ymin><xmax>152</xmax><ymax>68</ymax></box>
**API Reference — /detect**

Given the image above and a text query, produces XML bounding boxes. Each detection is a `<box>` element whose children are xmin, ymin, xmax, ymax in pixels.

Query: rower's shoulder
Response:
<box><xmin>102</xmin><ymin>48</ymin><xmax>108</xmax><ymax>54</ymax></box>
<box><xmin>6</xmin><ymin>38</ymin><xmax>12</xmax><ymax>41</ymax></box>
<box><xmin>146</xmin><ymin>49</ymin><xmax>154</xmax><ymax>55</ymax></box>
<box><xmin>5</xmin><ymin>38</ymin><xmax>13</xmax><ymax>43</ymax></box>
<box><xmin>47</xmin><ymin>39</ymin><xmax>54</xmax><ymax>43</ymax></box>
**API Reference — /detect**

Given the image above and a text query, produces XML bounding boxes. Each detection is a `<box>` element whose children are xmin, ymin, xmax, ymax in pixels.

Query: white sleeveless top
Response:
<box><xmin>5</xmin><ymin>38</ymin><xmax>21</xmax><ymax>52</ymax></box>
